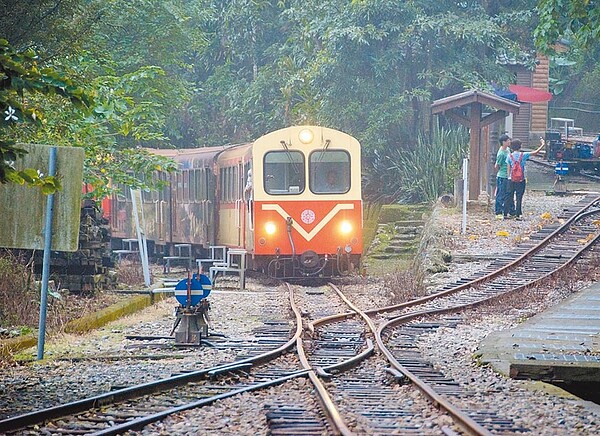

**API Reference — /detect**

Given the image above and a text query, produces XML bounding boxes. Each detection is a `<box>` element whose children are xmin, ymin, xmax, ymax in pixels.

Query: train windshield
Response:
<box><xmin>263</xmin><ymin>151</ymin><xmax>305</xmax><ymax>195</ymax></box>
<box><xmin>309</xmin><ymin>150</ymin><xmax>350</xmax><ymax>194</ymax></box>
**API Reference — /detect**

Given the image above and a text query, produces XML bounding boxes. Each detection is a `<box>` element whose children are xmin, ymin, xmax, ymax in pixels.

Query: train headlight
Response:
<box><xmin>298</xmin><ymin>128</ymin><xmax>314</xmax><ymax>144</ymax></box>
<box><xmin>340</xmin><ymin>220</ymin><xmax>352</xmax><ymax>234</ymax></box>
<box><xmin>265</xmin><ymin>222</ymin><xmax>277</xmax><ymax>235</ymax></box>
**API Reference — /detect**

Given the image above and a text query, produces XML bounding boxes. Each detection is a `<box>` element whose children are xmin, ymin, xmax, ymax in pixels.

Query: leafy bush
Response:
<box><xmin>364</xmin><ymin>123</ymin><xmax>468</xmax><ymax>204</ymax></box>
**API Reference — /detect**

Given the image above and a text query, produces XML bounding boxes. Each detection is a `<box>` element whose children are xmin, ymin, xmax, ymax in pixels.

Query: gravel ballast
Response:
<box><xmin>1</xmin><ymin>181</ymin><xmax>599</xmax><ymax>434</ymax></box>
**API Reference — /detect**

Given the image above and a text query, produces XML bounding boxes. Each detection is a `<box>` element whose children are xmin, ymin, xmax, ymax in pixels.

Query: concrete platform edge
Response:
<box><xmin>478</xmin><ymin>281</ymin><xmax>600</xmax><ymax>383</ymax></box>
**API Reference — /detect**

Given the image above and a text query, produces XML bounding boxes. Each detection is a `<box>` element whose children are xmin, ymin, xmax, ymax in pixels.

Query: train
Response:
<box><xmin>107</xmin><ymin>125</ymin><xmax>363</xmax><ymax>279</ymax></box>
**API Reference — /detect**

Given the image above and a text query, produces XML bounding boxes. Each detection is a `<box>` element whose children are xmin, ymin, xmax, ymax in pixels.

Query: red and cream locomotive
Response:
<box><xmin>108</xmin><ymin>126</ymin><xmax>363</xmax><ymax>278</ymax></box>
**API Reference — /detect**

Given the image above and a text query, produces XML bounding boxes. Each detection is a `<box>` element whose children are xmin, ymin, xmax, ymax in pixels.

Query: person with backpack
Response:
<box><xmin>503</xmin><ymin>138</ymin><xmax>545</xmax><ymax>220</ymax></box>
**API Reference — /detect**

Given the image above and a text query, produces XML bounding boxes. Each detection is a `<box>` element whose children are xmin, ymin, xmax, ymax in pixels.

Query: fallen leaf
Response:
<box><xmin>577</xmin><ymin>234</ymin><xmax>595</xmax><ymax>244</ymax></box>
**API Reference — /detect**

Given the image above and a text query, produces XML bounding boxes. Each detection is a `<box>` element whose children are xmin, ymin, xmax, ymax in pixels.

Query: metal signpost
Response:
<box><xmin>130</xmin><ymin>189</ymin><xmax>151</xmax><ymax>287</ymax></box>
<box><xmin>37</xmin><ymin>147</ymin><xmax>57</xmax><ymax>360</ymax></box>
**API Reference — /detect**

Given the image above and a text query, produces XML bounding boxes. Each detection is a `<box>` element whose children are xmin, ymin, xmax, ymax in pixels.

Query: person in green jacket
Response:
<box><xmin>494</xmin><ymin>134</ymin><xmax>511</xmax><ymax>218</ymax></box>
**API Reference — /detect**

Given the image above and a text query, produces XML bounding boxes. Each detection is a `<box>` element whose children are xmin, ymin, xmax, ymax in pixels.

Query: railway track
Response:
<box><xmin>299</xmin><ymin>282</ymin><xmax>492</xmax><ymax>435</ymax></box>
<box><xmin>0</xmin><ymin>286</ymin><xmax>307</xmax><ymax>435</ymax></box>
<box><xmin>2</xmin><ymin>194</ymin><xmax>599</xmax><ymax>435</ymax></box>
<box><xmin>293</xmin><ymin>194</ymin><xmax>600</xmax><ymax>435</ymax></box>
<box><xmin>370</xmin><ymin>194</ymin><xmax>600</xmax><ymax>319</ymax></box>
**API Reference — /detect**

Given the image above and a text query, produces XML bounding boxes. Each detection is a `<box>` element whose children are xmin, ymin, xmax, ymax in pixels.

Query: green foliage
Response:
<box><xmin>2</xmin><ymin>40</ymin><xmax>180</xmax><ymax>198</ymax></box>
<box><xmin>535</xmin><ymin>0</ymin><xmax>600</xmax><ymax>53</ymax></box>
<box><xmin>548</xmin><ymin>54</ymin><xmax>579</xmax><ymax>96</ymax></box>
<box><xmin>534</xmin><ymin>1</ymin><xmax>600</xmax><ymax>132</ymax></box>
<box><xmin>84</xmin><ymin>146</ymin><xmax>177</xmax><ymax>200</ymax></box>
<box><xmin>561</xmin><ymin>63</ymin><xmax>600</xmax><ymax>132</ymax></box>
<box><xmin>0</xmin><ymin>39</ymin><xmax>91</xmax><ymax>190</ymax></box>
<box><xmin>0</xmin><ymin>0</ymin><xmax>565</xmax><ymax>203</ymax></box>
<box><xmin>0</xmin><ymin>40</ymin><xmax>91</xmax><ymax>115</ymax></box>
<box><xmin>364</xmin><ymin>124</ymin><xmax>468</xmax><ymax>204</ymax></box>
<box><xmin>575</xmin><ymin>65</ymin><xmax>600</xmax><ymax>106</ymax></box>
<box><xmin>0</xmin><ymin>0</ymin><xmax>100</xmax><ymax>57</ymax></box>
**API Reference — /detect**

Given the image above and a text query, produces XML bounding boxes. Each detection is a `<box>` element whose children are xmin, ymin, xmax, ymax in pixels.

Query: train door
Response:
<box><xmin>220</xmin><ymin>163</ymin><xmax>244</xmax><ymax>247</ymax></box>
<box><xmin>170</xmin><ymin>170</ymin><xmax>184</xmax><ymax>242</ymax></box>
<box><xmin>236</xmin><ymin>161</ymin><xmax>244</xmax><ymax>246</ymax></box>
<box><xmin>217</xmin><ymin>165</ymin><xmax>239</xmax><ymax>247</ymax></box>
<box><xmin>164</xmin><ymin>170</ymin><xmax>177</xmax><ymax>248</ymax></box>
<box><xmin>205</xmin><ymin>167</ymin><xmax>216</xmax><ymax>245</ymax></box>
<box><xmin>154</xmin><ymin>171</ymin><xmax>169</xmax><ymax>244</ymax></box>
<box><xmin>243</xmin><ymin>161</ymin><xmax>253</xmax><ymax>251</ymax></box>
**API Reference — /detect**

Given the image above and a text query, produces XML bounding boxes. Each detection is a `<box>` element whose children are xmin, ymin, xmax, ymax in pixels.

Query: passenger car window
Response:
<box><xmin>310</xmin><ymin>150</ymin><xmax>350</xmax><ymax>194</ymax></box>
<box><xmin>263</xmin><ymin>151</ymin><xmax>305</xmax><ymax>195</ymax></box>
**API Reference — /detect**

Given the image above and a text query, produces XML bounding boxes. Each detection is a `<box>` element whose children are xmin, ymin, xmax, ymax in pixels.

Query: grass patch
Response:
<box><xmin>384</xmin><ymin>267</ymin><xmax>428</xmax><ymax>305</ymax></box>
<box><xmin>0</xmin><ymin>250</ymin><xmax>71</xmax><ymax>332</ymax></box>
<box><xmin>115</xmin><ymin>258</ymin><xmax>147</xmax><ymax>287</ymax></box>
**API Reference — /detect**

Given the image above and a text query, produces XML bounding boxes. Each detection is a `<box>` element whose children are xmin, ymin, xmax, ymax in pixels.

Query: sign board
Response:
<box><xmin>0</xmin><ymin>143</ymin><xmax>84</xmax><ymax>251</ymax></box>
<box><xmin>555</xmin><ymin>162</ymin><xmax>569</xmax><ymax>176</ymax></box>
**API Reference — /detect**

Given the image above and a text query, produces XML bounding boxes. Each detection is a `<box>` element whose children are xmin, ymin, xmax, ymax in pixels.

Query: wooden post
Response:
<box><xmin>482</xmin><ymin>125</ymin><xmax>490</xmax><ymax>197</ymax></box>
<box><xmin>469</xmin><ymin>102</ymin><xmax>482</xmax><ymax>200</ymax></box>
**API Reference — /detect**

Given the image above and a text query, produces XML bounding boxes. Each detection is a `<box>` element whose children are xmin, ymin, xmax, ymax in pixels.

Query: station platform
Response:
<box><xmin>478</xmin><ymin>282</ymin><xmax>600</xmax><ymax>383</ymax></box>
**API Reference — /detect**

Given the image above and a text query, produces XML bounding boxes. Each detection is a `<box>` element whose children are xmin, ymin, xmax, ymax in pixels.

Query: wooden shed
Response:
<box><xmin>506</xmin><ymin>56</ymin><xmax>551</xmax><ymax>146</ymax></box>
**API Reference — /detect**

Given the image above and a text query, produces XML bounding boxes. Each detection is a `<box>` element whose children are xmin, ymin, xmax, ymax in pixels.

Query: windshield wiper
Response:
<box><xmin>316</xmin><ymin>139</ymin><xmax>331</xmax><ymax>162</ymax></box>
<box><xmin>280</xmin><ymin>140</ymin><xmax>301</xmax><ymax>175</ymax></box>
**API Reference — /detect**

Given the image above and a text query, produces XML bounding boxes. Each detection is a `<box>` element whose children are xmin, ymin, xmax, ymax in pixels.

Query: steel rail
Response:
<box><xmin>373</xmin><ymin>209</ymin><xmax>600</xmax><ymax>436</ymax></box>
<box><xmin>306</xmin><ymin>310</ymin><xmax>355</xmax><ymax>334</ymax></box>
<box><xmin>326</xmin><ymin>283</ymin><xmax>490</xmax><ymax>435</ymax></box>
<box><xmin>375</xmin><ymin>317</ymin><xmax>492</xmax><ymax>436</ymax></box>
<box><xmin>90</xmin><ymin>284</ymin><xmax>307</xmax><ymax>435</ymax></box>
<box><xmin>314</xmin><ymin>284</ymin><xmax>491</xmax><ymax>434</ymax></box>
<box><xmin>309</xmin><ymin>282</ymin><xmax>379</xmax><ymax>378</ymax></box>
<box><xmin>0</xmin><ymin>285</ymin><xmax>303</xmax><ymax>434</ymax></box>
<box><xmin>316</xmin><ymin>338</ymin><xmax>375</xmax><ymax>378</ymax></box>
<box><xmin>314</xmin><ymin>283</ymin><xmax>379</xmax><ymax>334</ymax></box>
<box><xmin>91</xmin><ymin>369</ymin><xmax>313</xmax><ymax>436</ymax></box>
<box><xmin>290</xmin><ymin>282</ymin><xmax>354</xmax><ymax>436</ymax></box>
<box><xmin>364</xmin><ymin>194</ymin><xmax>600</xmax><ymax>316</ymax></box>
